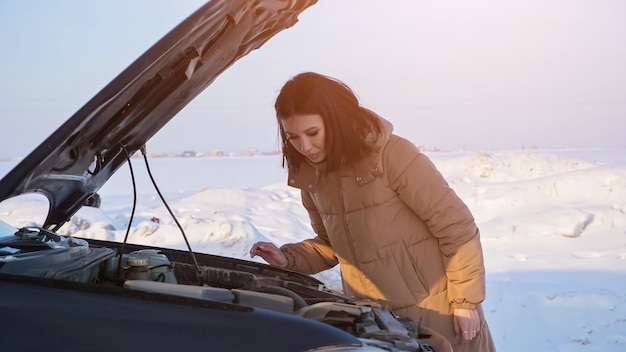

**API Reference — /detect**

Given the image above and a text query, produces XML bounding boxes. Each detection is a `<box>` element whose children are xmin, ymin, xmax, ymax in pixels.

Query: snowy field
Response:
<box><xmin>1</xmin><ymin>148</ymin><xmax>625</xmax><ymax>351</ymax></box>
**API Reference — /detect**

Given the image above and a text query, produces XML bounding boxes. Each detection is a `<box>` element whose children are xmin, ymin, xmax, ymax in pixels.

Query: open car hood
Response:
<box><xmin>0</xmin><ymin>0</ymin><xmax>316</xmax><ymax>229</ymax></box>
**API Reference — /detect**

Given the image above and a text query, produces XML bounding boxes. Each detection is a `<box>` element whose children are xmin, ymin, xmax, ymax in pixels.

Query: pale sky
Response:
<box><xmin>1</xmin><ymin>0</ymin><xmax>625</xmax><ymax>158</ymax></box>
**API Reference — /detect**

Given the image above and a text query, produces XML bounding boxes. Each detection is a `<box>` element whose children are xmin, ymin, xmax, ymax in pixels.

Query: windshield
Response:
<box><xmin>0</xmin><ymin>218</ymin><xmax>16</xmax><ymax>237</ymax></box>
<box><xmin>0</xmin><ymin>193</ymin><xmax>50</xmax><ymax>229</ymax></box>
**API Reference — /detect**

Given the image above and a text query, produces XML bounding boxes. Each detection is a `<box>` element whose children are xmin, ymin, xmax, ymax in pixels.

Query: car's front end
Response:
<box><xmin>0</xmin><ymin>1</ymin><xmax>451</xmax><ymax>351</ymax></box>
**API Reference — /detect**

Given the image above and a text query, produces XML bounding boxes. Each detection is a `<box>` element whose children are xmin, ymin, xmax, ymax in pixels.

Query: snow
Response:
<box><xmin>1</xmin><ymin>148</ymin><xmax>625</xmax><ymax>351</ymax></box>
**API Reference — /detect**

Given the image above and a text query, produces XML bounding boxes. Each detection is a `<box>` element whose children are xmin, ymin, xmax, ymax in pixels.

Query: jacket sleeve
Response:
<box><xmin>279</xmin><ymin>190</ymin><xmax>339</xmax><ymax>275</ymax></box>
<box><xmin>384</xmin><ymin>136</ymin><xmax>486</xmax><ymax>309</ymax></box>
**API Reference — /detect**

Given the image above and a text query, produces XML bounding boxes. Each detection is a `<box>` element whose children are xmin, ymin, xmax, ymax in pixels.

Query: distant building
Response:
<box><xmin>207</xmin><ymin>150</ymin><xmax>225</xmax><ymax>157</ymax></box>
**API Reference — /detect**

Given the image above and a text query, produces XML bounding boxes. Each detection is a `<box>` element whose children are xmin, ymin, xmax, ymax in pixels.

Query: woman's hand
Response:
<box><xmin>453</xmin><ymin>308</ymin><xmax>480</xmax><ymax>343</ymax></box>
<box><xmin>249</xmin><ymin>241</ymin><xmax>288</xmax><ymax>268</ymax></box>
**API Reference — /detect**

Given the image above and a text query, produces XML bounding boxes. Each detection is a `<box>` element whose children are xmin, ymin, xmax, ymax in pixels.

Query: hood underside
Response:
<box><xmin>0</xmin><ymin>0</ymin><xmax>317</xmax><ymax>229</ymax></box>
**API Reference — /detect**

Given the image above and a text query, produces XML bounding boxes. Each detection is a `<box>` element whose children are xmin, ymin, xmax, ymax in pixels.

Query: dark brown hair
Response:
<box><xmin>275</xmin><ymin>72</ymin><xmax>383</xmax><ymax>173</ymax></box>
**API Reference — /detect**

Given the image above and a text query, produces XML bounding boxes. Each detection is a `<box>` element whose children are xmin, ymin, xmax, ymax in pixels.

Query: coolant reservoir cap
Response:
<box><xmin>127</xmin><ymin>258</ymin><xmax>149</xmax><ymax>266</ymax></box>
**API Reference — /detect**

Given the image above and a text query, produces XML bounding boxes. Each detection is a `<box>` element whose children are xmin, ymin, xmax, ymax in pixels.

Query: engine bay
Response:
<box><xmin>0</xmin><ymin>226</ymin><xmax>447</xmax><ymax>352</ymax></box>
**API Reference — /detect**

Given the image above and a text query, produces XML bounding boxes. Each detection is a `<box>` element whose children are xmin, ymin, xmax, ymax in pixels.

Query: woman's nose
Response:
<box><xmin>300</xmin><ymin>137</ymin><xmax>313</xmax><ymax>153</ymax></box>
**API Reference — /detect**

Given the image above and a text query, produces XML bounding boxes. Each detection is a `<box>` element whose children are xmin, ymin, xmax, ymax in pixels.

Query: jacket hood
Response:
<box><xmin>0</xmin><ymin>0</ymin><xmax>317</xmax><ymax>229</ymax></box>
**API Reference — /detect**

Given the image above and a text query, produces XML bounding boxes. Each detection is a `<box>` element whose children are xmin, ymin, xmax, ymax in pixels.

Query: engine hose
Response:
<box><xmin>256</xmin><ymin>286</ymin><xmax>308</xmax><ymax>310</ymax></box>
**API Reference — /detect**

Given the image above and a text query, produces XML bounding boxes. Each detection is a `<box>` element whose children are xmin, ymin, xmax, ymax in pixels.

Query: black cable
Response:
<box><xmin>139</xmin><ymin>145</ymin><xmax>202</xmax><ymax>285</ymax></box>
<box><xmin>117</xmin><ymin>144</ymin><xmax>138</xmax><ymax>279</ymax></box>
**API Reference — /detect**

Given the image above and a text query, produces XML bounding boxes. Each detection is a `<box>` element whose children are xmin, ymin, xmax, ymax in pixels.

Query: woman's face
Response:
<box><xmin>281</xmin><ymin>114</ymin><xmax>326</xmax><ymax>163</ymax></box>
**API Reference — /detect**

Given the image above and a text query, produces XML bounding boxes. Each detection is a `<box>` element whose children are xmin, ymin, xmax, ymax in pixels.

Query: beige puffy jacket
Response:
<box><xmin>280</xmin><ymin>119</ymin><xmax>496</xmax><ymax>351</ymax></box>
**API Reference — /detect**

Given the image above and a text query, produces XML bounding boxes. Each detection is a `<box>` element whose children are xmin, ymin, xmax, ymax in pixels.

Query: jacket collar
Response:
<box><xmin>287</xmin><ymin>115</ymin><xmax>393</xmax><ymax>190</ymax></box>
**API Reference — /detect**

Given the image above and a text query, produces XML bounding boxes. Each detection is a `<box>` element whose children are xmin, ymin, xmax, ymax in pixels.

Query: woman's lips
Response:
<box><xmin>307</xmin><ymin>152</ymin><xmax>322</xmax><ymax>162</ymax></box>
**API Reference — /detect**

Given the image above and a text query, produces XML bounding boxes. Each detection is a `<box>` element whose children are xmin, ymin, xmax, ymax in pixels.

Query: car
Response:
<box><xmin>0</xmin><ymin>1</ymin><xmax>451</xmax><ymax>351</ymax></box>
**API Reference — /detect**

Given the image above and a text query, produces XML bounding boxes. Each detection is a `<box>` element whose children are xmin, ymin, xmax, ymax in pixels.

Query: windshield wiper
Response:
<box><xmin>15</xmin><ymin>226</ymin><xmax>62</xmax><ymax>243</ymax></box>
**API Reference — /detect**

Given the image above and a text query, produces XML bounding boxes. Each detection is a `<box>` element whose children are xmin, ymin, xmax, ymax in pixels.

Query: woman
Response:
<box><xmin>250</xmin><ymin>72</ymin><xmax>496</xmax><ymax>351</ymax></box>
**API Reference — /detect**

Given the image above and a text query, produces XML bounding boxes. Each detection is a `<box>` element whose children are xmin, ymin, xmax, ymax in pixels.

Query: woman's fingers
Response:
<box><xmin>454</xmin><ymin>308</ymin><xmax>480</xmax><ymax>343</ymax></box>
<box><xmin>250</xmin><ymin>241</ymin><xmax>274</xmax><ymax>257</ymax></box>
<box><xmin>249</xmin><ymin>242</ymin><xmax>287</xmax><ymax>267</ymax></box>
